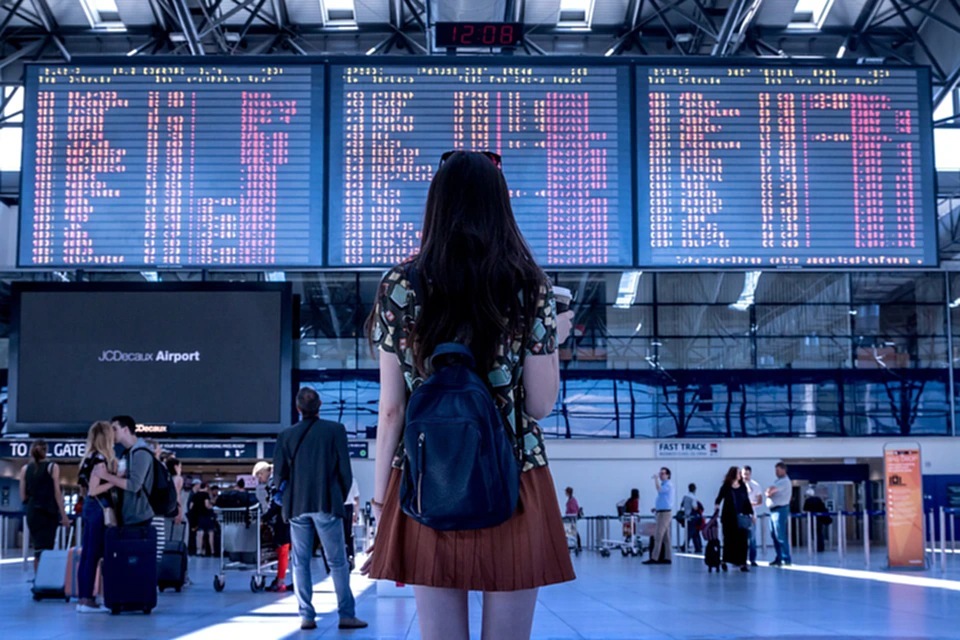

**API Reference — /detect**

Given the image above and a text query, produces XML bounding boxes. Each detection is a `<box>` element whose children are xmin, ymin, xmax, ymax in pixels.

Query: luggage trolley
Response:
<box><xmin>600</xmin><ymin>514</ymin><xmax>649</xmax><ymax>557</ymax></box>
<box><xmin>213</xmin><ymin>505</ymin><xmax>270</xmax><ymax>593</ymax></box>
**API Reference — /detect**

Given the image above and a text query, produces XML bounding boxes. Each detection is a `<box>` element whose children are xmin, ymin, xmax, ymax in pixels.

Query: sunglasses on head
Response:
<box><xmin>439</xmin><ymin>150</ymin><xmax>502</xmax><ymax>169</ymax></box>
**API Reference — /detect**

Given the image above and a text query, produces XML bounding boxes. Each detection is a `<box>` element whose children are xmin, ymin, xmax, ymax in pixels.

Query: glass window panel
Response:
<box><xmin>655</xmin><ymin>273</ymin><xmax>744</xmax><ymax>304</ymax></box>
<box><xmin>553</xmin><ymin>272</ymin><xmax>653</xmax><ymax>306</ymax></box>
<box><xmin>756</xmin><ymin>304</ymin><xmax>850</xmax><ymax>336</ymax></box>
<box><xmin>657</xmin><ymin>337</ymin><xmax>751</xmax><ymax>369</ymax></box>
<box><xmin>852</xmin><ymin>272</ymin><xmax>944</xmax><ymax>304</ymax></box>
<box><xmin>657</xmin><ymin>305</ymin><xmax>750</xmax><ymax>337</ymax></box>
<box><xmin>757</xmin><ymin>337</ymin><xmax>852</xmax><ymax>369</ymax></box>
<box><xmin>755</xmin><ymin>272</ymin><xmax>849</xmax><ymax>304</ymax></box>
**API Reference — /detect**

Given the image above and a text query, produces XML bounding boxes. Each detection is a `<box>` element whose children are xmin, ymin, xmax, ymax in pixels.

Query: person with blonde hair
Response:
<box><xmin>76</xmin><ymin>421</ymin><xmax>118</xmax><ymax>613</ymax></box>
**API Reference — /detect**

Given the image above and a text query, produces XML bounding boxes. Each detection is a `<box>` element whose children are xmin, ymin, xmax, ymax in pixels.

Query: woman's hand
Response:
<box><xmin>60</xmin><ymin>514</ymin><xmax>71</xmax><ymax>529</ymax></box>
<box><xmin>557</xmin><ymin>310</ymin><xmax>574</xmax><ymax>344</ymax></box>
<box><xmin>359</xmin><ymin>540</ymin><xmax>375</xmax><ymax>576</ymax></box>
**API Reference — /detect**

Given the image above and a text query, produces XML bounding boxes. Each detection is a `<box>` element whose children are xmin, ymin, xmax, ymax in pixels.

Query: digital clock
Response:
<box><xmin>434</xmin><ymin>22</ymin><xmax>523</xmax><ymax>48</ymax></box>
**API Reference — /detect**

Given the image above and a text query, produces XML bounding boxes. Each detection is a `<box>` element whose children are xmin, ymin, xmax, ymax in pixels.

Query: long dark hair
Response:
<box><xmin>723</xmin><ymin>466</ymin><xmax>741</xmax><ymax>486</ymax></box>
<box><xmin>30</xmin><ymin>439</ymin><xmax>47</xmax><ymax>464</ymax></box>
<box><xmin>368</xmin><ymin>151</ymin><xmax>545</xmax><ymax>375</ymax></box>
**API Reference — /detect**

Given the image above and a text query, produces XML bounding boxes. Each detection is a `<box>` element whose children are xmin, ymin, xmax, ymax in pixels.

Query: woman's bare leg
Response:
<box><xmin>414</xmin><ymin>586</ymin><xmax>469</xmax><ymax>640</ymax></box>
<box><xmin>481</xmin><ymin>588</ymin><xmax>538</xmax><ymax>640</ymax></box>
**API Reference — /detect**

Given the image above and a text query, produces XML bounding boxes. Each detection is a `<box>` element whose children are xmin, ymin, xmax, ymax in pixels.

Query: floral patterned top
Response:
<box><xmin>371</xmin><ymin>262</ymin><xmax>558</xmax><ymax>472</ymax></box>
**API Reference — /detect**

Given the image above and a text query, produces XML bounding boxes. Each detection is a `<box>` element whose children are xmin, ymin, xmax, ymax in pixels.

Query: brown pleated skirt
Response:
<box><xmin>369</xmin><ymin>466</ymin><xmax>576</xmax><ymax>592</ymax></box>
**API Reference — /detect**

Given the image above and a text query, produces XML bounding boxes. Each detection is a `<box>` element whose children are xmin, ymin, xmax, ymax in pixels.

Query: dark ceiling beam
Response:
<box><xmin>0</xmin><ymin>39</ymin><xmax>44</xmax><ymax>72</ymax></box>
<box><xmin>934</xmin><ymin>60</ymin><xmax>960</xmax><ymax>110</ymax></box>
<box><xmin>27</xmin><ymin>0</ymin><xmax>70</xmax><ymax>62</ymax></box>
<box><xmin>197</xmin><ymin>0</ymin><xmax>262</xmax><ymax>38</ymax></box>
<box><xmin>711</xmin><ymin>0</ymin><xmax>749</xmax><ymax>56</ymax></box>
<box><xmin>0</xmin><ymin>22</ymin><xmax>919</xmax><ymax>39</ymax></box>
<box><xmin>891</xmin><ymin>0</ymin><xmax>960</xmax><ymax>35</ymax></box>
<box><xmin>231</xmin><ymin>0</ymin><xmax>270</xmax><ymax>54</ymax></box>
<box><xmin>170</xmin><ymin>0</ymin><xmax>205</xmax><ymax>55</ymax></box>
<box><xmin>271</xmin><ymin>0</ymin><xmax>288</xmax><ymax>29</ymax></box>
<box><xmin>648</xmin><ymin>0</ymin><xmax>687</xmax><ymax>55</ymax></box>
<box><xmin>889</xmin><ymin>0</ymin><xmax>947</xmax><ymax>81</ymax></box>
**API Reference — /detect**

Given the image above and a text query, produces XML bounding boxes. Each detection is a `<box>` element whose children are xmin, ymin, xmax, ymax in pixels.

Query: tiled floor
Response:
<box><xmin>2</xmin><ymin>550</ymin><xmax>959</xmax><ymax>639</ymax></box>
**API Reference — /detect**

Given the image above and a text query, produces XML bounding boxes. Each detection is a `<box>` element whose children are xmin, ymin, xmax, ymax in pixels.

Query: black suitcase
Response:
<box><xmin>103</xmin><ymin>526</ymin><xmax>158</xmax><ymax>615</ymax></box>
<box><xmin>705</xmin><ymin>539</ymin><xmax>722</xmax><ymax>572</ymax></box>
<box><xmin>158</xmin><ymin>540</ymin><xmax>188</xmax><ymax>592</ymax></box>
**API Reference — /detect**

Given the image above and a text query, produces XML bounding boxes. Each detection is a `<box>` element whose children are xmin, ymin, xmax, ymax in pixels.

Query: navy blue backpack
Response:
<box><xmin>399</xmin><ymin>342</ymin><xmax>523</xmax><ymax>531</ymax></box>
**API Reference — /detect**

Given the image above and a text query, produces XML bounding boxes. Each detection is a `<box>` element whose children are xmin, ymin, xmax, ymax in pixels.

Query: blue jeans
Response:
<box><xmin>770</xmin><ymin>506</ymin><xmax>792</xmax><ymax>564</ymax></box>
<box><xmin>290</xmin><ymin>512</ymin><xmax>355</xmax><ymax>622</ymax></box>
<box><xmin>78</xmin><ymin>499</ymin><xmax>106</xmax><ymax>600</ymax></box>
<box><xmin>747</xmin><ymin>521</ymin><xmax>757</xmax><ymax>563</ymax></box>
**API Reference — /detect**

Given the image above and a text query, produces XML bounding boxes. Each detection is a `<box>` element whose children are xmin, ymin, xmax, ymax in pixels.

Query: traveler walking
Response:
<box><xmin>565</xmin><ymin>487</ymin><xmax>582</xmax><ymax>552</ymax></box>
<box><xmin>742</xmin><ymin>466</ymin><xmax>763</xmax><ymax>567</ymax></box>
<box><xmin>253</xmin><ymin>461</ymin><xmax>290</xmax><ymax>593</ymax></box>
<box><xmin>93</xmin><ymin>416</ymin><xmax>154</xmax><ymax>527</ymax></box>
<box><xmin>644</xmin><ymin>467</ymin><xmax>675</xmax><ymax>565</ymax></box>
<box><xmin>680</xmin><ymin>484</ymin><xmax>703</xmax><ymax>553</ymax></box>
<box><xmin>19</xmin><ymin>439</ymin><xmax>71</xmax><ymax>572</ymax></box>
<box><xmin>165</xmin><ymin>458</ymin><xmax>185</xmax><ymax>541</ymax></box>
<box><xmin>76</xmin><ymin>421</ymin><xmax>118</xmax><ymax>613</ymax></box>
<box><xmin>715</xmin><ymin>466</ymin><xmax>754</xmax><ymax>572</ymax></box>
<box><xmin>189</xmin><ymin>483</ymin><xmax>216</xmax><ymax>556</ymax></box>
<box><xmin>362</xmin><ymin>151</ymin><xmax>576</xmax><ymax>640</ymax></box>
<box><xmin>766</xmin><ymin>462</ymin><xmax>793</xmax><ymax>567</ymax></box>
<box><xmin>273</xmin><ymin>387</ymin><xmax>367</xmax><ymax>631</ymax></box>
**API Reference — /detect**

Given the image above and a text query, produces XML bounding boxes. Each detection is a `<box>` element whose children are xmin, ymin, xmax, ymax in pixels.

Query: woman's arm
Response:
<box><xmin>522</xmin><ymin>351</ymin><xmax>560</xmax><ymax>420</ymax></box>
<box><xmin>523</xmin><ymin>307</ymin><xmax>573</xmax><ymax>420</ymax></box>
<box><xmin>87</xmin><ymin>464</ymin><xmax>113</xmax><ymax>497</ymax></box>
<box><xmin>51</xmin><ymin>464</ymin><xmax>71</xmax><ymax>527</ymax></box>
<box><xmin>18</xmin><ymin>466</ymin><xmax>27</xmax><ymax>503</ymax></box>
<box><xmin>373</xmin><ymin>349</ymin><xmax>406</xmax><ymax>515</ymax></box>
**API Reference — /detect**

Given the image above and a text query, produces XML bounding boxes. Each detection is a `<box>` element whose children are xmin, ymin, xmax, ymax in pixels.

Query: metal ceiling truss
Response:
<box><xmin>0</xmin><ymin>0</ymin><xmax>957</xmax><ymax>111</ymax></box>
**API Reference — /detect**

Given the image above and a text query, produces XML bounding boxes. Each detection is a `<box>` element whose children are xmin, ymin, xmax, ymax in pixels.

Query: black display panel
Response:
<box><xmin>18</xmin><ymin>63</ymin><xmax>323</xmax><ymax>268</ymax></box>
<box><xmin>7</xmin><ymin>283</ymin><xmax>293</xmax><ymax>436</ymax></box>
<box><xmin>328</xmin><ymin>63</ymin><xmax>634</xmax><ymax>267</ymax></box>
<box><xmin>637</xmin><ymin>65</ymin><xmax>937</xmax><ymax>268</ymax></box>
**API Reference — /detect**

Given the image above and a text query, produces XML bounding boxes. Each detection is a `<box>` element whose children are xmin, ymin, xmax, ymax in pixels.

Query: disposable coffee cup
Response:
<box><xmin>553</xmin><ymin>286</ymin><xmax>573</xmax><ymax>314</ymax></box>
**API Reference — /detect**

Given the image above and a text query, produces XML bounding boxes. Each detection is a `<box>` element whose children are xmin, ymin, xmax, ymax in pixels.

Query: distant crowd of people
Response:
<box><xmin>564</xmin><ymin>461</ymin><xmax>805</xmax><ymax>572</ymax></box>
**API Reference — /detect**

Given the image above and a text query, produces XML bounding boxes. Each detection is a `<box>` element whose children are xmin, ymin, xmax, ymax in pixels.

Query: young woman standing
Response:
<box><xmin>363</xmin><ymin>151</ymin><xmax>576</xmax><ymax>640</ymax></box>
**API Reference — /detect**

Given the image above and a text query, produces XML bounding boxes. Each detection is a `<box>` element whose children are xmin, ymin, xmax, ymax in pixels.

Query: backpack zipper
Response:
<box><xmin>417</xmin><ymin>432</ymin><xmax>425</xmax><ymax>515</ymax></box>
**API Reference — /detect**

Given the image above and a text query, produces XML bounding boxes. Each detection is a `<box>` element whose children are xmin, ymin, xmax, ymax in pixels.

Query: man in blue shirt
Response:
<box><xmin>644</xmin><ymin>467</ymin><xmax>675</xmax><ymax>565</ymax></box>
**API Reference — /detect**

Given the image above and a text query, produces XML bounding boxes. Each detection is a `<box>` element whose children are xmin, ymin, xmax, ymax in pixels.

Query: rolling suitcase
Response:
<box><xmin>158</xmin><ymin>524</ymin><xmax>188</xmax><ymax>592</ymax></box>
<box><xmin>66</xmin><ymin>543</ymin><xmax>82</xmax><ymax>600</ymax></box>
<box><xmin>102</xmin><ymin>526</ymin><xmax>158</xmax><ymax>615</ymax></box>
<box><xmin>705</xmin><ymin>540</ymin><xmax>722</xmax><ymax>573</ymax></box>
<box><xmin>32</xmin><ymin>526</ymin><xmax>73</xmax><ymax>602</ymax></box>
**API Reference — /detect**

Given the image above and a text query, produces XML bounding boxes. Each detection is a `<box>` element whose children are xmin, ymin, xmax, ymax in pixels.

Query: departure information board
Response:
<box><xmin>637</xmin><ymin>65</ymin><xmax>936</xmax><ymax>267</ymax></box>
<box><xmin>19</xmin><ymin>63</ymin><xmax>323</xmax><ymax>267</ymax></box>
<box><xmin>327</xmin><ymin>64</ymin><xmax>634</xmax><ymax>267</ymax></box>
<box><xmin>18</xmin><ymin>59</ymin><xmax>936</xmax><ymax>270</ymax></box>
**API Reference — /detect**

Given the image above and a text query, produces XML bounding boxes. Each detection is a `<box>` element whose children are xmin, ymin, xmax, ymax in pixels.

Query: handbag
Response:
<box><xmin>737</xmin><ymin>513</ymin><xmax>753</xmax><ymax>530</ymax></box>
<box><xmin>99</xmin><ymin>498</ymin><xmax>118</xmax><ymax>528</ymax></box>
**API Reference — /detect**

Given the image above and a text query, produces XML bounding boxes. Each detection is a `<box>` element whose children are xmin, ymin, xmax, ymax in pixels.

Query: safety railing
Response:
<box><xmin>927</xmin><ymin>507</ymin><xmax>960</xmax><ymax>573</ymax></box>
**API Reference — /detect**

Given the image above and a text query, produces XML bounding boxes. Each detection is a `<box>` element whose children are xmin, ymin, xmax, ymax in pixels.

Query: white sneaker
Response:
<box><xmin>76</xmin><ymin>604</ymin><xmax>111</xmax><ymax>614</ymax></box>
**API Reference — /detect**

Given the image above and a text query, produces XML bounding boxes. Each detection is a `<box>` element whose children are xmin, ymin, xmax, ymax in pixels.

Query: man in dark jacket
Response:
<box><xmin>273</xmin><ymin>387</ymin><xmax>367</xmax><ymax>632</ymax></box>
<box><xmin>803</xmin><ymin>488</ymin><xmax>831</xmax><ymax>553</ymax></box>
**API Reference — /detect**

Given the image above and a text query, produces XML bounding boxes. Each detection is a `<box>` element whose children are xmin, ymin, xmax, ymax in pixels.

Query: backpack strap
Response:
<box><xmin>430</xmin><ymin>343</ymin><xmax>475</xmax><ymax>369</ymax></box>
